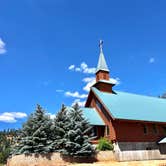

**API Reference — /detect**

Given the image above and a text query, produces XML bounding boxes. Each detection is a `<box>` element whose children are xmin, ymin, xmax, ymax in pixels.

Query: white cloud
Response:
<box><xmin>47</xmin><ymin>113</ymin><xmax>56</xmax><ymax>119</ymax></box>
<box><xmin>83</xmin><ymin>67</ymin><xmax>96</xmax><ymax>74</ymax></box>
<box><xmin>56</xmin><ymin>89</ymin><xmax>64</xmax><ymax>93</ymax></box>
<box><xmin>110</xmin><ymin>77</ymin><xmax>121</xmax><ymax>85</ymax></box>
<box><xmin>68</xmin><ymin>65</ymin><xmax>75</xmax><ymax>70</ymax></box>
<box><xmin>0</xmin><ymin>112</ymin><xmax>27</xmax><ymax>123</ymax></box>
<box><xmin>81</xmin><ymin>62</ymin><xmax>96</xmax><ymax>74</ymax></box>
<box><xmin>68</xmin><ymin>62</ymin><xmax>96</xmax><ymax>74</ymax></box>
<box><xmin>83</xmin><ymin>77</ymin><xmax>96</xmax><ymax>92</ymax></box>
<box><xmin>0</xmin><ymin>38</ymin><xmax>6</xmax><ymax>54</ymax></box>
<box><xmin>72</xmin><ymin>99</ymin><xmax>86</xmax><ymax>107</ymax></box>
<box><xmin>75</xmin><ymin>67</ymin><xmax>81</xmax><ymax>71</ymax></box>
<box><xmin>80</xmin><ymin>62</ymin><xmax>88</xmax><ymax>70</ymax></box>
<box><xmin>149</xmin><ymin>57</ymin><xmax>155</xmax><ymax>63</ymax></box>
<box><xmin>65</xmin><ymin>91</ymin><xmax>88</xmax><ymax>99</ymax></box>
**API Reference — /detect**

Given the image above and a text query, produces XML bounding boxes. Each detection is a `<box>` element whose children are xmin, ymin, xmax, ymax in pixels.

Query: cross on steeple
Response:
<box><xmin>99</xmin><ymin>40</ymin><xmax>103</xmax><ymax>52</ymax></box>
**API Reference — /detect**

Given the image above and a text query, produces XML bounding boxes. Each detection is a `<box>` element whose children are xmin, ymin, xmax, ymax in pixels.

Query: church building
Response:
<box><xmin>82</xmin><ymin>40</ymin><xmax>166</xmax><ymax>161</ymax></box>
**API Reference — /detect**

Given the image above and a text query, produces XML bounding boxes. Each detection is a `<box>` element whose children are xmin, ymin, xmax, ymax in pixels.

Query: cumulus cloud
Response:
<box><xmin>72</xmin><ymin>99</ymin><xmax>86</xmax><ymax>107</ymax></box>
<box><xmin>75</xmin><ymin>67</ymin><xmax>81</xmax><ymax>72</ymax></box>
<box><xmin>68</xmin><ymin>62</ymin><xmax>96</xmax><ymax>74</ymax></box>
<box><xmin>68</xmin><ymin>65</ymin><xmax>75</xmax><ymax>70</ymax></box>
<box><xmin>0</xmin><ymin>112</ymin><xmax>27</xmax><ymax>123</ymax></box>
<box><xmin>0</xmin><ymin>38</ymin><xmax>6</xmax><ymax>54</ymax></box>
<box><xmin>82</xmin><ymin>77</ymin><xmax>96</xmax><ymax>92</ymax></box>
<box><xmin>149</xmin><ymin>57</ymin><xmax>155</xmax><ymax>63</ymax></box>
<box><xmin>65</xmin><ymin>91</ymin><xmax>88</xmax><ymax>99</ymax></box>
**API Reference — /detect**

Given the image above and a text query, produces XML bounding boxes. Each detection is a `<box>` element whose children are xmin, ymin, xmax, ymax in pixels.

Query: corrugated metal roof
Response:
<box><xmin>158</xmin><ymin>137</ymin><xmax>166</xmax><ymax>144</ymax></box>
<box><xmin>81</xmin><ymin>107</ymin><xmax>105</xmax><ymax>125</ymax></box>
<box><xmin>92</xmin><ymin>87</ymin><xmax>166</xmax><ymax>122</ymax></box>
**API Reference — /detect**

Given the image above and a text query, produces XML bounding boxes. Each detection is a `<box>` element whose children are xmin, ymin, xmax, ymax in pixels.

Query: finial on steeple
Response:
<box><xmin>99</xmin><ymin>40</ymin><xmax>103</xmax><ymax>53</ymax></box>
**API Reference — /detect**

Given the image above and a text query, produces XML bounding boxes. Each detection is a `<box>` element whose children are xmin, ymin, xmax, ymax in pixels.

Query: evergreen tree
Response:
<box><xmin>0</xmin><ymin>132</ymin><xmax>11</xmax><ymax>164</ymax></box>
<box><xmin>51</xmin><ymin>104</ymin><xmax>70</xmax><ymax>151</ymax></box>
<box><xmin>12</xmin><ymin>104</ymin><xmax>53</xmax><ymax>154</ymax></box>
<box><xmin>159</xmin><ymin>92</ymin><xmax>166</xmax><ymax>99</ymax></box>
<box><xmin>62</xmin><ymin>104</ymin><xmax>95</xmax><ymax>157</ymax></box>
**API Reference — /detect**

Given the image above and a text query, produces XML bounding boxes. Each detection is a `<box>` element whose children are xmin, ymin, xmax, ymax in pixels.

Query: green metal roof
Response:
<box><xmin>81</xmin><ymin>107</ymin><xmax>105</xmax><ymax>125</ymax></box>
<box><xmin>92</xmin><ymin>87</ymin><xmax>166</xmax><ymax>122</ymax></box>
<box><xmin>158</xmin><ymin>137</ymin><xmax>166</xmax><ymax>144</ymax></box>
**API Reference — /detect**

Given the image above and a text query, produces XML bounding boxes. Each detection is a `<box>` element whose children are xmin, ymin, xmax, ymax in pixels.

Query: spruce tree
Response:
<box><xmin>12</xmin><ymin>104</ymin><xmax>53</xmax><ymax>154</ymax></box>
<box><xmin>51</xmin><ymin>104</ymin><xmax>70</xmax><ymax>152</ymax></box>
<box><xmin>62</xmin><ymin>104</ymin><xmax>95</xmax><ymax>157</ymax></box>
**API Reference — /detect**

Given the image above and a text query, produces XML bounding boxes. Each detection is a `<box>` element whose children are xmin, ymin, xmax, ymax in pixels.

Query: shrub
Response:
<box><xmin>97</xmin><ymin>137</ymin><xmax>114</xmax><ymax>151</ymax></box>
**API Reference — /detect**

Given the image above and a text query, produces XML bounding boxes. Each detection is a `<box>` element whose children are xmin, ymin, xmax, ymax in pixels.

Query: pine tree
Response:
<box><xmin>62</xmin><ymin>104</ymin><xmax>95</xmax><ymax>157</ymax></box>
<box><xmin>51</xmin><ymin>104</ymin><xmax>70</xmax><ymax>152</ymax></box>
<box><xmin>12</xmin><ymin>104</ymin><xmax>53</xmax><ymax>154</ymax></box>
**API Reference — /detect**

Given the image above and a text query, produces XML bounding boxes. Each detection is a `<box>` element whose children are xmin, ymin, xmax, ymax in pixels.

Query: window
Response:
<box><xmin>103</xmin><ymin>73</ymin><xmax>106</xmax><ymax>79</ymax></box>
<box><xmin>143</xmin><ymin>124</ymin><xmax>148</xmax><ymax>134</ymax></box>
<box><xmin>105</xmin><ymin>125</ymin><xmax>110</xmax><ymax>136</ymax></box>
<box><xmin>92</xmin><ymin>126</ymin><xmax>98</xmax><ymax>137</ymax></box>
<box><xmin>163</xmin><ymin>127</ymin><xmax>166</xmax><ymax>134</ymax></box>
<box><xmin>152</xmin><ymin>124</ymin><xmax>157</xmax><ymax>134</ymax></box>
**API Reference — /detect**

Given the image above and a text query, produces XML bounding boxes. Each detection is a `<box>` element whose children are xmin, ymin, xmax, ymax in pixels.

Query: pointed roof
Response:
<box><xmin>96</xmin><ymin>40</ymin><xmax>109</xmax><ymax>73</ymax></box>
<box><xmin>91</xmin><ymin>87</ymin><xmax>166</xmax><ymax>123</ymax></box>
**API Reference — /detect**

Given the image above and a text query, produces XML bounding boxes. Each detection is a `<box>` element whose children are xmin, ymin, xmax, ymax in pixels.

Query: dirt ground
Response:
<box><xmin>70</xmin><ymin>160</ymin><xmax>166</xmax><ymax>166</ymax></box>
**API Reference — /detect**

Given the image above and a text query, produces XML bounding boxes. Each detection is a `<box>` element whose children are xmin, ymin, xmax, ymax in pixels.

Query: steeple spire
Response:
<box><xmin>93</xmin><ymin>40</ymin><xmax>114</xmax><ymax>93</ymax></box>
<box><xmin>96</xmin><ymin>40</ymin><xmax>109</xmax><ymax>73</ymax></box>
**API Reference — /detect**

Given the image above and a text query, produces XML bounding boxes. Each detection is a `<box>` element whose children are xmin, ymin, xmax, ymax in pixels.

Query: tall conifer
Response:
<box><xmin>51</xmin><ymin>104</ymin><xmax>70</xmax><ymax>151</ymax></box>
<box><xmin>62</xmin><ymin>104</ymin><xmax>95</xmax><ymax>157</ymax></box>
<box><xmin>13</xmin><ymin>105</ymin><xmax>53</xmax><ymax>154</ymax></box>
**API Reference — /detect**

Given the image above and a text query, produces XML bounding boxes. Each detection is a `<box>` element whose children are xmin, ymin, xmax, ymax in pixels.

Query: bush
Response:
<box><xmin>97</xmin><ymin>137</ymin><xmax>114</xmax><ymax>151</ymax></box>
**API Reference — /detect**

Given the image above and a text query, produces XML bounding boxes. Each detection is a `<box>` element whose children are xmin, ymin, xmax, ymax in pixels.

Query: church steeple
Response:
<box><xmin>96</xmin><ymin>40</ymin><xmax>110</xmax><ymax>82</ymax></box>
<box><xmin>96</xmin><ymin>40</ymin><xmax>109</xmax><ymax>73</ymax></box>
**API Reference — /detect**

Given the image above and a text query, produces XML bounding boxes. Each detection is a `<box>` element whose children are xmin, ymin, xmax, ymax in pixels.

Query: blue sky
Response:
<box><xmin>0</xmin><ymin>0</ymin><xmax>166</xmax><ymax>130</ymax></box>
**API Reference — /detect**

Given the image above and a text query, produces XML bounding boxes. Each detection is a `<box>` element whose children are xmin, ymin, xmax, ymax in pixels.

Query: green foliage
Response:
<box><xmin>97</xmin><ymin>137</ymin><xmax>114</xmax><ymax>151</ymax></box>
<box><xmin>12</xmin><ymin>104</ymin><xmax>54</xmax><ymax>155</ymax></box>
<box><xmin>0</xmin><ymin>147</ymin><xmax>10</xmax><ymax>164</ymax></box>
<box><xmin>62</xmin><ymin>103</ymin><xmax>95</xmax><ymax>157</ymax></box>
<box><xmin>51</xmin><ymin>104</ymin><xmax>70</xmax><ymax>151</ymax></box>
<box><xmin>0</xmin><ymin>129</ymin><xmax>17</xmax><ymax>164</ymax></box>
<box><xmin>11</xmin><ymin>103</ymin><xmax>95</xmax><ymax>157</ymax></box>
